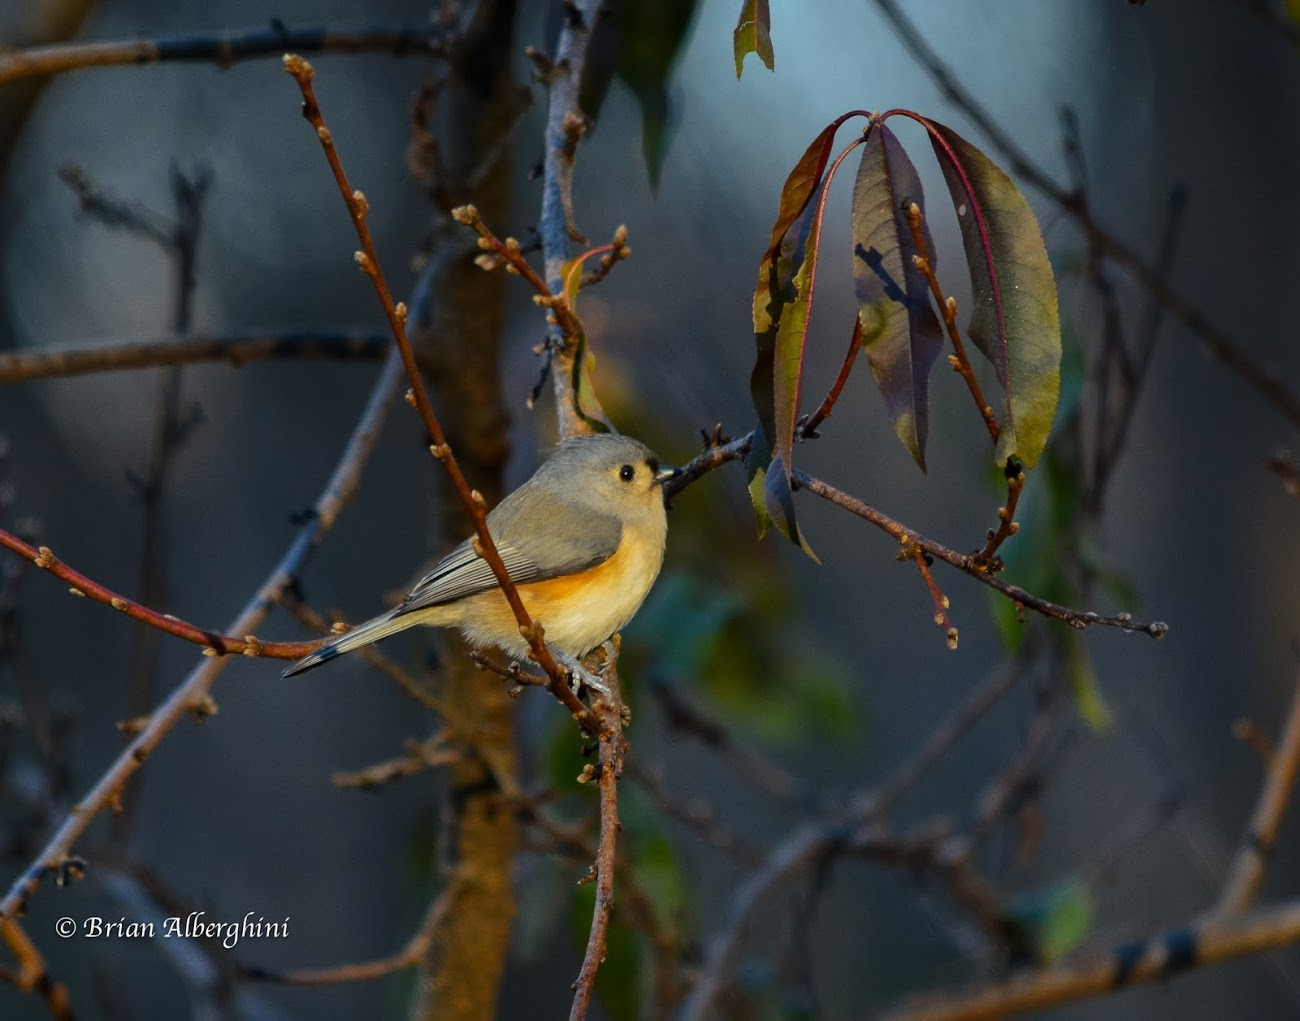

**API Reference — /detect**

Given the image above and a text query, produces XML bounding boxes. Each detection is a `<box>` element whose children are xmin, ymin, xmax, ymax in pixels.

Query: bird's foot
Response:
<box><xmin>555</xmin><ymin>649</ymin><xmax>610</xmax><ymax>697</ymax></box>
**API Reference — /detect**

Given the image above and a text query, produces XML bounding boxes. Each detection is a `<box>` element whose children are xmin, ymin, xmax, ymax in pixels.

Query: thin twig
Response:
<box><xmin>0</xmin><ymin>352</ymin><xmax>405</xmax><ymax>921</ymax></box>
<box><xmin>906</xmin><ymin>546</ymin><xmax>959</xmax><ymax>649</ymax></box>
<box><xmin>282</xmin><ymin>598</ymin><xmax>444</xmax><ymax>712</ymax></box>
<box><xmin>972</xmin><ymin>465</ymin><xmax>1025</xmax><ymax>568</ymax></box>
<box><xmin>0</xmin><ymin>331</ymin><xmax>388</xmax><ymax>382</ymax></box>
<box><xmin>626</xmin><ymin>759</ymin><xmax>765</xmax><ymax>868</ymax></box>
<box><xmin>569</xmin><ymin>655</ymin><xmax>628</xmax><ymax>1021</ymax></box>
<box><xmin>798</xmin><ymin>316</ymin><xmax>863</xmax><ymax>439</ymax></box>
<box><xmin>1216</xmin><ymin>667</ymin><xmax>1300</xmax><ymax>915</ymax></box>
<box><xmin>0</xmin><ymin>23</ymin><xmax>450</xmax><ymax>85</ymax></box>
<box><xmin>0</xmin><ymin>919</ymin><xmax>73</xmax><ymax>1020</ymax></box>
<box><xmin>283</xmin><ymin>55</ymin><xmax>594</xmax><ymax>731</ymax></box>
<box><xmin>905</xmin><ymin>202</ymin><xmax>998</xmax><ymax>443</ymax></box>
<box><xmin>247</xmin><ymin>880</ymin><xmax>459</xmax><ymax>986</ymax></box>
<box><xmin>118</xmin><ymin>164</ymin><xmax>212</xmax><ymax>844</ymax></box>
<box><xmin>0</xmin><ymin>529</ymin><xmax>318</xmax><ymax>660</ymax></box>
<box><xmin>332</xmin><ymin>735</ymin><xmax>461</xmax><ymax>791</ymax></box>
<box><xmin>853</xmin><ymin>638</ymin><xmax>1041</xmax><ymax>823</ymax></box>
<box><xmin>648</xmin><ymin>679</ymin><xmax>806</xmax><ymax>808</ymax></box>
<box><xmin>792</xmin><ymin>468</ymin><xmax>1168</xmax><ymax>638</ymax></box>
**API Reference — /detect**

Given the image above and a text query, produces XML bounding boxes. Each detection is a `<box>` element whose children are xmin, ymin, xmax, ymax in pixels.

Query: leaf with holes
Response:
<box><xmin>733</xmin><ymin>0</ymin><xmax>774</xmax><ymax>78</ymax></box>
<box><xmin>851</xmin><ymin>122</ymin><xmax>944</xmax><ymax>470</ymax></box>
<box><xmin>925</xmin><ymin>119</ymin><xmax>1061</xmax><ymax>467</ymax></box>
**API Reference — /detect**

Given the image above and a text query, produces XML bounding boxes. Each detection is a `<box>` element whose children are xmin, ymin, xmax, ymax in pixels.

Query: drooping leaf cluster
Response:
<box><xmin>747</xmin><ymin>111</ymin><xmax>1063</xmax><ymax>554</ymax></box>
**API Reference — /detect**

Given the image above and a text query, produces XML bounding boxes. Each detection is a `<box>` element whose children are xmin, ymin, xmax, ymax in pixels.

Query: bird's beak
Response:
<box><xmin>653</xmin><ymin>465</ymin><xmax>681</xmax><ymax>486</ymax></box>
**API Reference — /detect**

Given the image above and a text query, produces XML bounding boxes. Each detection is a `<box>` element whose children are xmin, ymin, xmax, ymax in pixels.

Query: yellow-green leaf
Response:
<box><xmin>925</xmin><ymin>118</ymin><xmax>1061</xmax><ymax>468</ymax></box>
<box><xmin>733</xmin><ymin>0</ymin><xmax>774</xmax><ymax>78</ymax></box>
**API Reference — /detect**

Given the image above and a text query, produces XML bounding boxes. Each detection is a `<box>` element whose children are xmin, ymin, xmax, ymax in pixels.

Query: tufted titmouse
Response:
<box><xmin>283</xmin><ymin>434</ymin><xmax>676</xmax><ymax>679</ymax></box>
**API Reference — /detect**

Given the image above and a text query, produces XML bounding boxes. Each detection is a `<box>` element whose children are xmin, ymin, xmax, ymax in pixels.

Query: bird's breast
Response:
<box><xmin>515</xmin><ymin>521</ymin><xmax>666</xmax><ymax>656</ymax></box>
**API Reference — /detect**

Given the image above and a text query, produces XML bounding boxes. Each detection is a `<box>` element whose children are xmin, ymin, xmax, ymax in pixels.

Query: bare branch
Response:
<box><xmin>0</xmin><ymin>23</ymin><xmax>449</xmax><ymax>86</ymax></box>
<box><xmin>1216</xmin><ymin>667</ymin><xmax>1300</xmax><ymax>915</ymax></box>
<box><xmin>569</xmin><ymin>653</ymin><xmax>628</xmax><ymax>1021</ymax></box>
<box><xmin>0</xmin><ymin>331</ymin><xmax>388</xmax><ymax>382</ymax></box>
<box><xmin>875</xmin><ymin>896</ymin><xmax>1300</xmax><ymax>1021</ymax></box>
<box><xmin>539</xmin><ymin>0</ymin><xmax>608</xmax><ymax>439</ymax></box>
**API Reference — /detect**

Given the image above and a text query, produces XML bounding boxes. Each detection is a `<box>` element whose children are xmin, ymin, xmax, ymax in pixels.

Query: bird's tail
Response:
<box><xmin>281</xmin><ymin>607</ymin><xmax>420</xmax><ymax>677</ymax></box>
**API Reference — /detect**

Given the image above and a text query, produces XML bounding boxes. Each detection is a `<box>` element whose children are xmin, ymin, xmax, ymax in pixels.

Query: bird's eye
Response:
<box><xmin>619</xmin><ymin>464</ymin><xmax>636</xmax><ymax>482</ymax></box>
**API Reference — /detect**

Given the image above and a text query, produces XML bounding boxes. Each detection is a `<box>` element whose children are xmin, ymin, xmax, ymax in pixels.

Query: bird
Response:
<box><xmin>282</xmin><ymin>433</ymin><xmax>676</xmax><ymax>684</ymax></box>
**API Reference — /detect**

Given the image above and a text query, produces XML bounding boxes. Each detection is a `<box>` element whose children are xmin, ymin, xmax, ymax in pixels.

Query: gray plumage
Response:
<box><xmin>283</xmin><ymin>434</ymin><xmax>669</xmax><ymax>677</ymax></box>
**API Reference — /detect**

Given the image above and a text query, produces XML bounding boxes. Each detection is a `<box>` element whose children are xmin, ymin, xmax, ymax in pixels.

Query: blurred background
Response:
<box><xmin>1</xmin><ymin>0</ymin><xmax>1299</xmax><ymax>1018</ymax></box>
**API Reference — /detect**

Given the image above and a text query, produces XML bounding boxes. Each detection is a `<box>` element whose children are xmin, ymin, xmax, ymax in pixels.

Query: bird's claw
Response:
<box><xmin>555</xmin><ymin>649</ymin><xmax>610</xmax><ymax>697</ymax></box>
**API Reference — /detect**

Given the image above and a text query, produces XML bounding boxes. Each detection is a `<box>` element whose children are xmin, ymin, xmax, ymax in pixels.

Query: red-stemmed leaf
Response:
<box><xmin>751</xmin><ymin>117</ymin><xmax>866</xmax><ymax>486</ymax></box>
<box><xmin>850</xmin><ymin>122</ymin><xmax>944</xmax><ymax>470</ymax></box>
<box><xmin>733</xmin><ymin>0</ymin><xmax>774</xmax><ymax>78</ymax></box>
<box><xmin>923</xmin><ymin>118</ymin><xmax>1061</xmax><ymax>468</ymax></box>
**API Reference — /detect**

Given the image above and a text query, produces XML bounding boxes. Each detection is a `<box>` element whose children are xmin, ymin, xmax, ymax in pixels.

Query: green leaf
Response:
<box><xmin>924</xmin><ymin>118</ymin><xmax>1062</xmax><ymax>468</ymax></box>
<box><xmin>614</xmin><ymin>0</ymin><xmax>699</xmax><ymax>189</ymax></box>
<box><xmin>733</xmin><ymin>0</ymin><xmax>774</xmax><ymax>78</ymax></box>
<box><xmin>1004</xmin><ymin>878</ymin><xmax>1094</xmax><ymax>965</ymax></box>
<box><xmin>765</xmin><ymin>455</ymin><xmax>819</xmax><ymax>562</ymax></box>
<box><xmin>1067</xmin><ymin>637</ymin><xmax>1112</xmax><ymax>733</ymax></box>
<box><xmin>850</xmin><ymin>122</ymin><xmax>944</xmax><ymax>470</ymax></box>
<box><xmin>573</xmin><ymin>1</ymin><xmax>698</xmax><ymax>188</ymax></box>
<box><xmin>751</xmin><ymin>120</ymin><xmax>844</xmax><ymax>453</ymax></box>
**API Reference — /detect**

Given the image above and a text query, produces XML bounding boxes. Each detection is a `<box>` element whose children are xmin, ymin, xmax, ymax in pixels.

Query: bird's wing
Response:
<box><xmin>398</xmin><ymin>487</ymin><xmax>623</xmax><ymax>614</ymax></box>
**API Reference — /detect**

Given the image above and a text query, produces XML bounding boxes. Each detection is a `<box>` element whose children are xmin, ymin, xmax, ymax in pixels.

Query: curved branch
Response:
<box><xmin>0</xmin><ymin>527</ymin><xmax>318</xmax><ymax>660</ymax></box>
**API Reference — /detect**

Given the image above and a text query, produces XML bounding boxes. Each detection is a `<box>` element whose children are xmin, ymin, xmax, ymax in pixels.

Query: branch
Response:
<box><xmin>0</xmin><ymin>23</ymin><xmax>449</xmax><ymax>85</ymax></box>
<box><xmin>283</xmin><ymin>55</ymin><xmax>595</xmax><ymax>731</ymax></box>
<box><xmin>569</xmin><ymin>653</ymin><xmax>628</xmax><ymax>1021</ymax></box>
<box><xmin>0</xmin><ymin>331</ymin><xmax>388</xmax><ymax>382</ymax></box>
<box><xmin>539</xmin><ymin>0</ymin><xmax>607</xmax><ymax>439</ymax></box>
<box><xmin>0</xmin><ymin>352</ymin><xmax>404</xmax><ymax>921</ymax></box>
<box><xmin>871</xmin><ymin>0</ymin><xmax>1300</xmax><ymax>430</ymax></box>
<box><xmin>0</xmin><ymin>919</ymin><xmax>72</xmax><ymax>1020</ymax></box>
<box><xmin>331</xmin><ymin>734</ymin><xmax>461</xmax><ymax>791</ymax></box>
<box><xmin>904</xmin><ymin>202</ymin><xmax>997</xmax><ymax>444</ymax></box>
<box><xmin>798</xmin><ymin>316</ymin><xmax>863</xmax><ymax>439</ymax></box>
<box><xmin>875</xmin><ymin>896</ymin><xmax>1300</xmax><ymax>1021</ymax></box>
<box><xmin>1216</xmin><ymin>666</ymin><xmax>1300</xmax><ymax>915</ymax></box>
<box><xmin>0</xmin><ymin>528</ymin><xmax>318</xmax><ymax>660</ymax></box>
<box><xmin>246</xmin><ymin>880</ymin><xmax>459</xmax><ymax>986</ymax></box>
<box><xmin>792</xmin><ymin>469</ymin><xmax>1168</xmax><ymax>638</ymax></box>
